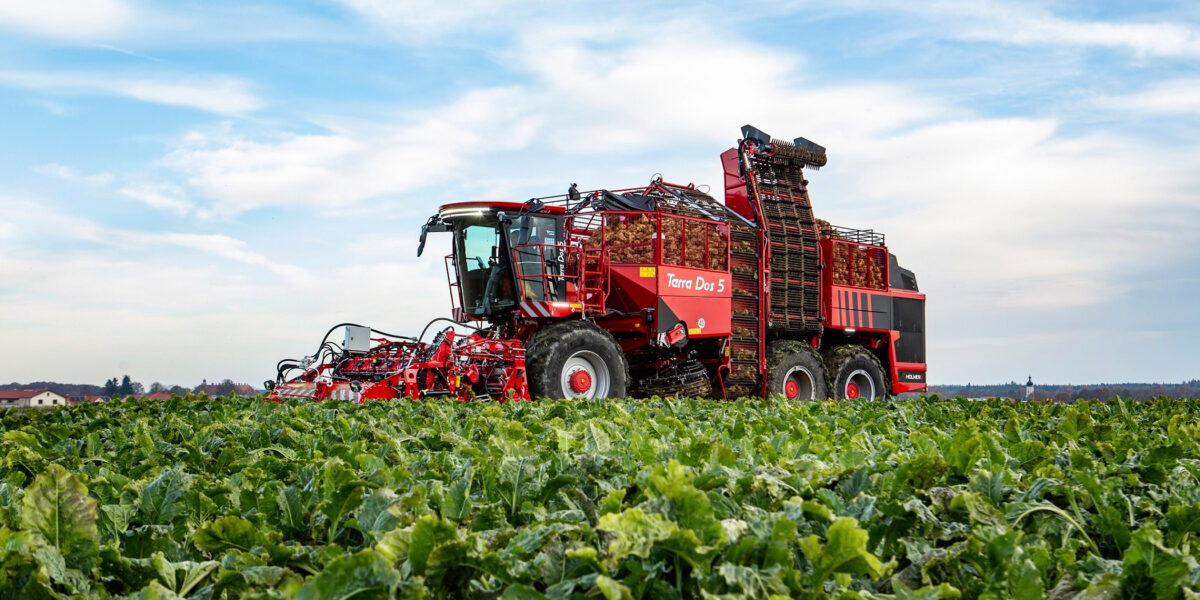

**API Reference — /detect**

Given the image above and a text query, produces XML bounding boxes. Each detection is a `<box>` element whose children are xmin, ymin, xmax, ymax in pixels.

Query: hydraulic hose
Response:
<box><xmin>313</xmin><ymin>322</ymin><xmax>418</xmax><ymax>359</ymax></box>
<box><xmin>418</xmin><ymin>317</ymin><xmax>487</xmax><ymax>343</ymax></box>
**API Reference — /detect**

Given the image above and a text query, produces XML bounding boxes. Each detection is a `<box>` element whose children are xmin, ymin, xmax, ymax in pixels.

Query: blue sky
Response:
<box><xmin>1</xmin><ymin>1</ymin><xmax>1197</xmax><ymax>387</ymax></box>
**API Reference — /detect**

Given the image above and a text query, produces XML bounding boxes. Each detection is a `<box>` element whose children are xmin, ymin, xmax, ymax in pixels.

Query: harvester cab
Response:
<box><xmin>430</xmin><ymin>204</ymin><xmax>522</xmax><ymax>319</ymax></box>
<box><xmin>425</xmin><ymin>201</ymin><xmax>572</xmax><ymax>320</ymax></box>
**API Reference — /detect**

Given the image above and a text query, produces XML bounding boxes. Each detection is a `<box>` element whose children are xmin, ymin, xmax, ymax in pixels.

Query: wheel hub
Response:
<box><xmin>843</xmin><ymin>368</ymin><xmax>876</xmax><ymax>400</ymax></box>
<box><xmin>568</xmin><ymin>369</ymin><xmax>592</xmax><ymax>394</ymax></box>
<box><xmin>781</xmin><ymin>366</ymin><xmax>816</xmax><ymax>401</ymax></box>
<box><xmin>560</xmin><ymin>349</ymin><xmax>610</xmax><ymax>399</ymax></box>
<box><xmin>784</xmin><ymin>379</ymin><xmax>799</xmax><ymax>399</ymax></box>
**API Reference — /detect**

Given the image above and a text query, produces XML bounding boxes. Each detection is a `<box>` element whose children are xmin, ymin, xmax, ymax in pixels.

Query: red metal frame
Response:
<box><xmin>739</xmin><ymin>152</ymin><xmax>771</xmax><ymax>399</ymax></box>
<box><xmin>269</xmin><ymin>329</ymin><xmax>530</xmax><ymax>403</ymax></box>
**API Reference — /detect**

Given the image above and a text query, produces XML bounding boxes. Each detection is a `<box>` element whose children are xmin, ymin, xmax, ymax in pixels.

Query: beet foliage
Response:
<box><xmin>1</xmin><ymin>396</ymin><xmax>1198</xmax><ymax>599</ymax></box>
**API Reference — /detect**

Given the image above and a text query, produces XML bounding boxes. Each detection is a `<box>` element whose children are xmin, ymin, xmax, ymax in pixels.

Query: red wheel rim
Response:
<box><xmin>784</xmin><ymin>379</ymin><xmax>799</xmax><ymax>399</ymax></box>
<box><xmin>568</xmin><ymin>369</ymin><xmax>592</xmax><ymax>394</ymax></box>
<box><xmin>846</xmin><ymin>382</ymin><xmax>860</xmax><ymax>399</ymax></box>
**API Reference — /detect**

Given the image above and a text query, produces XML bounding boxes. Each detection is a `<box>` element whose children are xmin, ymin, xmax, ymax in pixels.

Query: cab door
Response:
<box><xmin>507</xmin><ymin>214</ymin><xmax>565</xmax><ymax>302</ymax></box>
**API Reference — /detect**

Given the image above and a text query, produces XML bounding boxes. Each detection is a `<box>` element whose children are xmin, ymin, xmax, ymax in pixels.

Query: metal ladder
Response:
<box><xmin>726</xmin><ymin>221</ymin><xmax>761</xmax><ymax>398</ymax></box>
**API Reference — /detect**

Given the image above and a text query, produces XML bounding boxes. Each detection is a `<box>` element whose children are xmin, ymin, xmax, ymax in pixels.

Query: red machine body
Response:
<box><xmin>268</xmin><ymin>125</ymin><xmax>926</xmax><ymax>402</ymax></box>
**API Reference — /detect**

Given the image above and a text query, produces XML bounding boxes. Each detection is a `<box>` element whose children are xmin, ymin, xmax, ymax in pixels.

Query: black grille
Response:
<box><xmin>893</xmin><ymin>297</ymin><xmax>925</xmax><ymax>363</ymax></box>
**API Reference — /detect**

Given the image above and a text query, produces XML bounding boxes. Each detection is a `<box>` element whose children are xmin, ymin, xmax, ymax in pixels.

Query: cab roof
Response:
<box><xmin>438</xmin><ymin>201</ymin><xmax>566</xmax><ymax>217</ymax></box>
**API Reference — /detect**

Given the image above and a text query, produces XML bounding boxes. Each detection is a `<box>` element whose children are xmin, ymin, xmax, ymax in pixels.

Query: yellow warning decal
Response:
<box><xmin>639</xmin><ymin>266</ymin><xmax>656</xmax><ymax>278</ymax></box>
<box><xmin>688</xmin><ymin>328</ymin><xmax>702</xmax><ymax>335</ymax></box>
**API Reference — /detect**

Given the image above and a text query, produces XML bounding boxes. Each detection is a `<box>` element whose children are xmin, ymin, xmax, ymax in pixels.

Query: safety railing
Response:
<box><xmin>827</xmin><ymin>225</ymin><xmax>885</xmax><ymax>246</ymax></box>
<box><xmin>510</xmin><ymin>243</ymin><xmax>603</xmax><ymax>310</ymax></box>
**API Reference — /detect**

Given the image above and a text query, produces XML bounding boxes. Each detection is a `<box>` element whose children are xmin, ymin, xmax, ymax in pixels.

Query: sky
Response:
<box><xmin>0</xmin><ymin>1</ymin><xmax>1198</xmax><ymax>388</ymax></box>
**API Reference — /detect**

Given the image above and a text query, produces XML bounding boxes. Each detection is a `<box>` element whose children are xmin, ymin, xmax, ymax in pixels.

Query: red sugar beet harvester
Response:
<box><xmin>267</xmin><ymin>125</ymin><xmax>926</xmax><ymax>402</ymax></box>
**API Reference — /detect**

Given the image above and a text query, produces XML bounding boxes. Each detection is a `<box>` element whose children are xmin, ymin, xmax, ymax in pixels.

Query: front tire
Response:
<box><xmin>526</xmin><ymin>321</ymin><xmax>628</xmax><ymax>400</ymax></box>
<box><xmin>827</xmin><ymin>346</ymin><xmax>887</xmax><ymax>400</ymax></box>
<box><xmin>767</xmin><ymin>341</ymin><xmax>828</xmax><ymax>400</ymax></box>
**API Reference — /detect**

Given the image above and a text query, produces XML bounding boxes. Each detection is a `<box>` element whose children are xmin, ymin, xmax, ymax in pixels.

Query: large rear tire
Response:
<box><xmin>826</xmin><ymin>346</ymin><xmax>888</xmax><ymax>400</ymax></box>
<box><xmin>526</xmin><ymin>321</ymin><xmax>628</xmax><ymax>400</ymax></box>
<box><xmin>767</xmin><ymin>341</ymin><xmax>828</xmax><ymax>400</ymax></box>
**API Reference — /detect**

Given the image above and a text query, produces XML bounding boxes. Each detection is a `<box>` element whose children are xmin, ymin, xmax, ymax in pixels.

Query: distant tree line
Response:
<box><xmin>927</xmin><ymin>380</ymin><xmax>1200</xmax><ymax>401</ymax></box>
<box><xmin>0</xmin><ymin>381</ymin><xmax>104</xmax><ymax>396</ymax></box>
<box><xmin>95</xmin><ymin>376</ymin><xmax>196</xmax><ymax>396</ymax></box>
<box><xmin>1</xmin><ymin>375</ymin><xmax>251</xmax><ymax>398</ymax></box>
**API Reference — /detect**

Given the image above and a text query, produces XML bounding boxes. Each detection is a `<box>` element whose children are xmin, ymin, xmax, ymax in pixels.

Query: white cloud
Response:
<box><xmin>968</xmin><ymin>8</ymin><xmax>1200</xmax><ymax>58</ymax></box>
<box><xmin>0</xmin><ymin>2</ymin><xmax>352</xmax><ymax>48</ymax></box>
<box><xmin>506</xmin><ymin>26</ymin><xmax>938</xmax><ymax>149</ymax></box>
<box><xmin>0</xmin><ymin>0</ymin><xmax>131</xmax><ymax>40</ymax></box>
<box><xmin>830</xmin><ymin>117</ymin><xmax>1200</xmax><ymax>308</ymax></box>
<box><xmin>143</xmin><ymin>232</ymin><xmax>315</xmax><ymax>286</ymax></box>
<box><xmin>1094</xmin><ymin>79</ymin><xmax>1200</xmax><ymax>114</ymax></box>
<box><xmin>161</xmin><ymin>26</ymin><xmax>933</xmax><ymax>217</ymax></box>
<box><xmin>334</xmin><ymin>0</ymin><xmax>1200</xmax><ymax>60</ymax></box>
<box><xmin>874</xmin><ymin>0</ymin><xmax>1200</xmax><ymax>58</ymax></box>
<box><xmin>0</xmin><ymin>255</ymin><xmax>451</xmax><ymax>385</ymax></box>
<box><xmin>0</xmin><ymin>201</ymin><xmax>450</xmax><ymax>384</ymax></box>
<box><xmin>34</xmin><ymin>99</ymin><xmax>73</xmax><ymax>116</ymax></box>
<box><xmin>0</xmin><ymin>196</ymin><xmax>106</xmax><ymax>243</ymax></box>
<box><xmin>162</xmin><ymin>86</ymin><xmax>540</xmax><ymax>216</ymax></box>
<box><xmin>0</xmin><ymin>71</ymin><xmax>264</xmax><ymax>115</ymax></box>
<box><xmin>100</xmin><ymin>230</ymin><xmax>314</xmax><ymax>288</ymax></box>
<box><xmin>337</xmin><ymin>0</ymin><xmax>520</xmax><ymax>40</ymax></box>
<box><xmin>0</xmin><ymin>199</ymin><xmax>310</xmax><ymax>286</ymax></box>
<box><xmin>119</xmin><ymin>184</ymin><xmax>194</xmax><ymax>215</ymax></box>
<box><xmin>33</xmin><ymin>163</ymin><xmax>113</xmax><ymax>185</ymax></box>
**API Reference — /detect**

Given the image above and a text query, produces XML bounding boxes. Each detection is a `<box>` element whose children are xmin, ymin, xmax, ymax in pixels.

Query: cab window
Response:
<box><xmin>509</xmin><ymin>216</ymin><xmax>560</xmax><ymax>301</ymax></box>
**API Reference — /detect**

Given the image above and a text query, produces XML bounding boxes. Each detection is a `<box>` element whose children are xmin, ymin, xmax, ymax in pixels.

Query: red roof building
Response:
<box><xmin>68</xmin><ymin>395</ymin><xmax>108</xmax><ymax>404</ymax></box>
<box><xmin>0</xmin><ymin>389</ymin><xmax>67</xmax><ymax>408</ymax></box>
<box><xmin>134</xmin><ymin>392</ymin><xmax>173</xmax><ymax>401</ymax></box>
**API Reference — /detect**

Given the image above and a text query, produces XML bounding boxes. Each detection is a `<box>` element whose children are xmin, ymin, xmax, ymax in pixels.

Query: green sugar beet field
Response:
<box><xmin>2</xmin><ymin>397</ymin><xmax>1199</xmax><ymax>599</ymax></box>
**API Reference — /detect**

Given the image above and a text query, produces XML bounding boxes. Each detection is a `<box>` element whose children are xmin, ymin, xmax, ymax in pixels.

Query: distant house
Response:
<box><xmin>67</xmin><ymin>395</ymin><xmax>107</xmax><ymax>404</ymax></box>
<box><xmin>134</xmin><ymin>392</ymin><xmax>173</xmax><ymax>401</ymax></box>
<box><xmin>0</xmin><ymin>389</ymin><xmax>67</xmax><ymax>409</ymax></box>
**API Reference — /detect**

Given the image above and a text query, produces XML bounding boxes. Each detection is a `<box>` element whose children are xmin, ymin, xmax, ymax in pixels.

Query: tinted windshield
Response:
<box><xmin>457</xmin><ymin>219</ymin><xmax>516</xmax><ymax>316</ymax></box>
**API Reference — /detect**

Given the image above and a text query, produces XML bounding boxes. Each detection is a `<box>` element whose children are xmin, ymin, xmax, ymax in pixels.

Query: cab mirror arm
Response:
<box><xmin>416</xmin><ymin>215</ymin><xmax>450</xmax><ymax>256</ymax></box>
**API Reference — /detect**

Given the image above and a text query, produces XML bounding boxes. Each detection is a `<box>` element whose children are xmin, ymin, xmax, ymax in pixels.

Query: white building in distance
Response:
<box><xmin>0</xmin><ymin>389</ymin><xmax>67</xmax><ymax>409</ymax></box>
